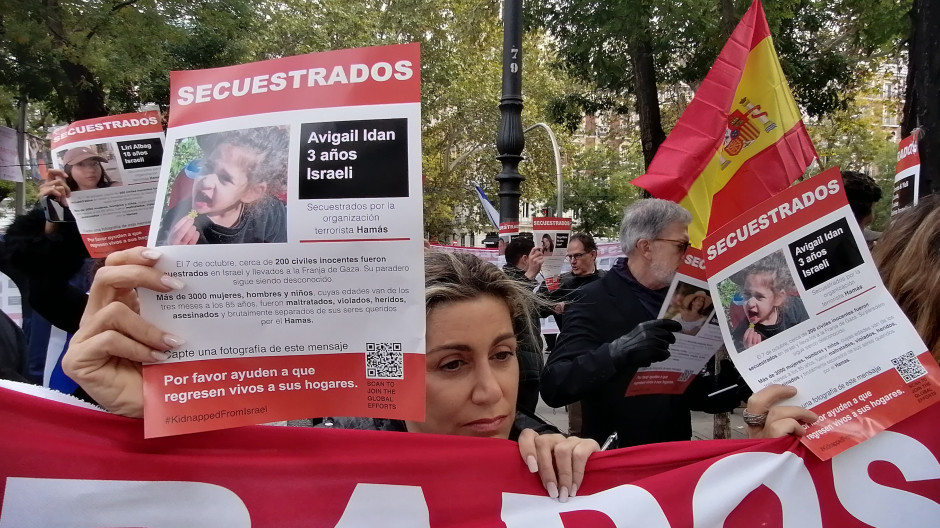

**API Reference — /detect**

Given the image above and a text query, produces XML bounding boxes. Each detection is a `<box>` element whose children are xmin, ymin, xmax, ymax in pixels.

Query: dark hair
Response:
<box><xmin>504</xmin><ymin>238</ymin><xmax>535</xmax><ymax>266</ymax></box>
<box><xmin>570</xmin><ymin>233</ymin><xmax>598</xmax><ymax>252</ymax></box>
<box><xmin>842</xmin><ymin>171</ymin><xmax>883</xmax><ymax>223</ymax></box>
<box><xmin>541</xmin><ymin>233</ymin><xmax>554</xmax><ymax>252</ymax></box>
<box><xmin>64</xmin><ymin>162</ymin><xmax>114</xmax><ymax>191</ymax></box>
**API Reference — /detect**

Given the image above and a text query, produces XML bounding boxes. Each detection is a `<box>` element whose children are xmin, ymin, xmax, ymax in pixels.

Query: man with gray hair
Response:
<box><xmin>541</xmin><ymin>199</ymin><xmax>740</xmax><ymax>447</ymax></box>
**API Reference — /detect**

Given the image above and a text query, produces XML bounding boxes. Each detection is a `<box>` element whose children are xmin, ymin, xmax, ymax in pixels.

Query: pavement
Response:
<box><xmin>534</xmin><ymin>350</ymin><xmax>748</xmax><ymax>441</ymax></box>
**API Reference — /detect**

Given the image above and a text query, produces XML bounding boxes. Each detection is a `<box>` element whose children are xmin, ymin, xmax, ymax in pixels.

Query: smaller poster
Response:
<box><xmin>891</xmin><ymin>131</ymin><xmax>920</xmax><ymax>216</ymax></box>
<box><xmin>499</xmin><ymin>221</ymin><xmax>519</xmax><ymax>242</ymax></box>
<box><xmin>703</xmin><ymin>167</ymin><xmax>940</xmax><ymax>460</ymax></box>
<box><xmin>0</xmin><ymin>126</ymin><xmax>21</xmax><ymax>183</ymax></box>
<box><xmin>532</xmin><ymin>217</ymin><xmax>572</xmax><ymax>291</ymax></box>
<box><xmin>626</xmin><ymin>248</ymin><xmax>725</xmax><ymax>396</ymax></box>
<box><xmin>49</xmin><ymin>111</ymin><xmax>165</xmax><ymax>257</ymax></box>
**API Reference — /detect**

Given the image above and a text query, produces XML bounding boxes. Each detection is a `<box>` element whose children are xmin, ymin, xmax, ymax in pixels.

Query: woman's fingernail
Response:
<box><xmin>559</xmin><ymin>486</ymin><xmax>569</xmax><ymax>503</ymax></box>
<box><xmin>142</xmin><ymin>249</ymin><xmax>162</xmax><ymax>260</ymax></box>
<box><xmin>160</xmin><ymin>275</ymin><xmax>185</xmax><ymax>290</ymax></box>
<box><xmin>526</xmin><ymin>455</ymin><xmax>538</xmax><ymax>473</ymax></box>
<box><xmin>546</xmin><ymin>481</ymin><xmax>558</xmax><ymax>499</ymax></box>
<box><xmin>151</xmin><ymin>350</ymin><xmax>169</xmax><ymax>362</ymax></box>
<box><xmin>163</xmin><ymin>334</ymin><xmax>185</xmax><ymax>348</ymax></box>
<box><xmin>570</xmin><ymin>484</ymin><xmax>578</xmax><ymax>497</ymax></box>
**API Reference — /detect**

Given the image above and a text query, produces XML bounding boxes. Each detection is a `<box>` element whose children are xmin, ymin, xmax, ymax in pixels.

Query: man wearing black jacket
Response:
<box><xmin>501</xmin><ymin>237</ymin><xmax>545</xmax><ymax>414</ymax></box>
<box><xmin>541</xmin><ymin>199</ymin><xmax>743</xmax><ymax>447</ymax></box>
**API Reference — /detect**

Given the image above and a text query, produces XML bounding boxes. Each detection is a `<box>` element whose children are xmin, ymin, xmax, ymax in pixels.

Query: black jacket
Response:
<box><xmin>541</xmin><ymin>260</ymin><xmax>740</xmax><ymax>447</ymax></box>
<box><xmin>536</xmin><ymin>268</ymin><xmax>607</xmax><ymax>329</ymax></box>
<box><xmin>0</xmin><ymin>207</ymin><xmax>89</xmax><ymax>332</ymax></box>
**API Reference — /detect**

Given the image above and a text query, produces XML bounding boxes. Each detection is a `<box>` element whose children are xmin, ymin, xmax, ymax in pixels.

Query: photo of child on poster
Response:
<box><xmin>718</xmin><ymin>250</ymin><xmax>810</xmax><ymax>352</ymax></box>
<box><xmin>156</xmin><ymin>126</ymin><xmax>289</xmax><ymax>246</ymax></box>
<box><xmin>663</xmin><ymin>283</ymin><xmax>715</xmax><ymax>336</ymax></box>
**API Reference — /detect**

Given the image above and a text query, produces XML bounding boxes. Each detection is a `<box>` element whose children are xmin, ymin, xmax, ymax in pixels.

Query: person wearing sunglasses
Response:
<box><xmin>540</xmin><ymin>199</ymin><xmax>746</xmax><ymax>448</ymax></box>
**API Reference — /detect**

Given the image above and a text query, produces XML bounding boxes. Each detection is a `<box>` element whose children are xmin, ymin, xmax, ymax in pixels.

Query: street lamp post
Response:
<box><xmin>524</xmin><ymin>122</ymin><xmax>564</xmax><ymax>214</ymax></box>
<box><xmin>496</xmin><ymin>0</ymin><xmax>524</xmax><ymax>227</ymax></box>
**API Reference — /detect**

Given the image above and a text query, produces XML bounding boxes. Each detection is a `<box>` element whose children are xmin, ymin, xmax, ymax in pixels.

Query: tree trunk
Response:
<box><xmin>720</xmin><ymin>0</ymin><xmax>737</xmax><ymax>40</ymax></box>
<box><xmin>903</xmin><ymin>0</ymin><xmax>940</xmax><ymax>195</ymax></box>
<box><xmin>630</xmin><ymin>37</ymin><xmax>666</xmax><ymax>169</ymax></box>
<box><xmin>60</xmin><ymin>60</ymin><xmax>109</xmax><ymax>120</ymax></box>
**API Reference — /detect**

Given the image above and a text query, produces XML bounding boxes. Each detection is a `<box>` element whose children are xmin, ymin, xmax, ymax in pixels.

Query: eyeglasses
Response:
<box><xmin>653</xmin><ymin>238</ymin><xmax>691</xmax><ymax>252</ymax></box>
<box><xmin>566</xmin><ymin>252</ymin><xmax>588</xmax><ymax>261</ymax></box>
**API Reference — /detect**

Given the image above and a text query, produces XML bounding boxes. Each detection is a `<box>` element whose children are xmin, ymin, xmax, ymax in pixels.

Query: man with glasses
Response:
<box><xmin>538</xmin><ymin>233</ymin><xmax>607</xmax><ymax>340</ymax></box>
<box><xmin>537</xmin><ymin>233</ymin><xmax>606</xmax><ymax>434</ymax></box>
<box><xmin>541</xmin><ymin>199</ymin><xmax>742</xmax><ymax>447</ymax></box>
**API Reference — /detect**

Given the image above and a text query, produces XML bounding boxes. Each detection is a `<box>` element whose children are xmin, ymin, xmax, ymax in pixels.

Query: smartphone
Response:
<box><xmin>41</xmin><ymin>195</ymin><xmax>75</xmax><ymax>223</ymax></box>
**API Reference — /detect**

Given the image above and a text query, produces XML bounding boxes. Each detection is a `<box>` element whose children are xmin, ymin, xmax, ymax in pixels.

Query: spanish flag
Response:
<box><xmin>632</xmin><ymin>0</ymin><xmax>817</xmax><ymax>247</ymax></box>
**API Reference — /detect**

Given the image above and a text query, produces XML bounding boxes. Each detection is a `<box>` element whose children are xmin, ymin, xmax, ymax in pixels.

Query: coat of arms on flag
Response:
<box><xmin>632</xmin><ymin>0</ymin><xmax>817</xmax><ymax>247</ymax></box>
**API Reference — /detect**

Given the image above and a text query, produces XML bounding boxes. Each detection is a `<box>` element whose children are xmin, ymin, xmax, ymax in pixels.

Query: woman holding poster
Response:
<box><xmin>1</xmin><ymin>145</ymin><xmax>121</xmax><ymax>332</ymax></box>
<box><xmin>62</xmin><ymin>248</ymin><xmax>813</xmax><ymax>502</ymax></box>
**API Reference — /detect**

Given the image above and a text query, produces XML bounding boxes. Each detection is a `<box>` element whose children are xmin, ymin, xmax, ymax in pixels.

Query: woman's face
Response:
<box><xmin>69</xmin><ymin>160</ymin><xmax>103</xmax><ymax>190</ymax></box>
<box><xmin>542</xmin><ymin>237</ymin><xmax>552</xmax><ymax>251</ymax></box>
<box><xmin>407</xmin><ymin>295</ymin><xmax>518</xmax><ymax>439</ymax></box>
<box><xmin>690</xmin><ymin>296</ymin><xmax>706</xmax><ymax>312</ymax></box>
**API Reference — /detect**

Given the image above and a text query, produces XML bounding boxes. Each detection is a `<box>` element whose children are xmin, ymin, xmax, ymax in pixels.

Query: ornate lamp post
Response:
<box><xmin>496</xmin><ymin>0</ymin><xmax>525</xmax><ymax>227</ymax></box>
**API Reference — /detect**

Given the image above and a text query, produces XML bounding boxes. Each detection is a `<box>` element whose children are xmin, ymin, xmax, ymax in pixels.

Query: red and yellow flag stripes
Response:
<box><xmin>632</xmin><ymin>0</ymin><xmax>817</xmax><ymax>247</ymax></box>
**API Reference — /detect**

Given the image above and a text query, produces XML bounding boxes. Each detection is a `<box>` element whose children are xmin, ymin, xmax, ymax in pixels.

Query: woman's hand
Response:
<box><xmin>744</xmin><ymin>384</ymin><xmax>818</xmax><ymax>439</ymax></box>
<box><xmin>39</xmin><ymin>170</ymin><xmax>70</xmax><ymax>204</ymax></box>
<box><xmin>168</xmin><ymin>215</ymin><xmax>200</xmax><ymax>245</ymax></box>
<box><xmin>61</xmin><ymin>247</ymin><xmax>186</xmax><ymax>417</ymax></box>
<box><xmin>518</xmin><ymin>429</ymin><xmax>600</xmax><ymax>502</ymax></box>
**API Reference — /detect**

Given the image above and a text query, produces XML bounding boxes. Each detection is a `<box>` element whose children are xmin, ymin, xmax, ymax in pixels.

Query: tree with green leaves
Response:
<box><xmin>556</xmin><ymin>141</ymin><xmax>643</xmax><ymax>238</ymax></box>
<box><xmin>0</xmin><ymin>0</ymin><xmax>258</xmax><ymax>122</ymax></box>
<box><xmin>530</xmin><ymin>0</ymin><xmax>911</xmax><ymax>166</ymax></box>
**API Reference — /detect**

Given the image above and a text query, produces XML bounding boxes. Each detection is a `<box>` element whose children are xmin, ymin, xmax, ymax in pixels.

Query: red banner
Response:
<box><xmin>1</xmin><ymin>383</ymin><xmax>938</xmax><ymax>526</ymax></box>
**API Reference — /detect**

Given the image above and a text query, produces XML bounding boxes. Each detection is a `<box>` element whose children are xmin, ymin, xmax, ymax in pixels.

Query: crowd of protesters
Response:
<box><xmin>0</xmin><ymin>163</ymin><xmax>937</xmax><ymax>499</ymax></box>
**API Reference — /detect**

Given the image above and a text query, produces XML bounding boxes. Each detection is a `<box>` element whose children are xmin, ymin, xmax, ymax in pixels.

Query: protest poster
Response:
<box><xmin>2</xmin><ymin>381</ymin><xmax>939</xmax><ymax>527</ymax></box>
<box><xmin>703</xmin><ymin>167</ymin><xmax>940</xmax><ymax>460</ymax></box>
<box><xmin>499</xmin><ymin>220</ymin><xmax>520</xmax><ymax>241</ymax></box>
<box><xmin>137</xmin><ymin>44</ymin><xmax>424</xmax><ymax>437</ymax></box>
<box><xmin>626</xmin><ymin>248</ymin><xmax>726</xmax><ymax>396</ymax></box>
<box><xmin>48</xmin><ymin>111</ymin><xmax>165</xmax><ymax>257</ymax></box>
<box><xmin>532</xmin><ymin>217</ymin><xmax>572</xmax><ymax>291</ymax></box>
<box><xmin>0</xmin><ymin>126</ymin><xmax>20</xmax><ymax>183</ymax></box>
<box><xmin>892</xmin><ymin>131</ymin><xmax>920</xmax><ymax>216</ymax></box>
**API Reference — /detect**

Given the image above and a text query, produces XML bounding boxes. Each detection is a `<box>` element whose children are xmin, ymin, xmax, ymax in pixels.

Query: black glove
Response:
<box><xmin>609</xmin><ymin>319</ymin><xmax>681</xmax><ymax>370</ymax></box>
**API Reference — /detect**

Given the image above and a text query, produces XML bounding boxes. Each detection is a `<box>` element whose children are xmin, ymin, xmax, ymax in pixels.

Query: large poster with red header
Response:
<box><xmin>703</xmin><ymin>168</ymin><xmax>940</xmax><ymax>460</ymax></box>
<box><xmin>136</xmin><ymin>44</ymin><xmax>425</xmax><ymax>437</ymax></box>
<box><xmin>1</xmin><ymin>382</ymin><xmax>939</xmax><ymax>527</ymax></box>
<box><xmin>48</xmin><ymin>111</ymin><xmax>165</xmax><ymax>257</ymax></box>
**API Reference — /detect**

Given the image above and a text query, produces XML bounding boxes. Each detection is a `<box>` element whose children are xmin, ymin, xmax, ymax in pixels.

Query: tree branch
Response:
<box><xmin>86</xmin><ymin>0</ymin><xmax>141</xmax><ymax>42</ymax></box>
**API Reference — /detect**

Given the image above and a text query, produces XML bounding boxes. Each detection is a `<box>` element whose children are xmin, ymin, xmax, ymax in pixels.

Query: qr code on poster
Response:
<box><xmin>366</xmin><ymin>342</ymin><xmax>404</xmax><ymax>379</ymax></box>
<box><xmin>678</xmin><ymin>370</ymin><xmax>695</xmax><ymax>382</ymax></box>
<box><xmin>891</xmin><ymin>350</ymin><xmax>927</xmax><ymax>383</ymax></box>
